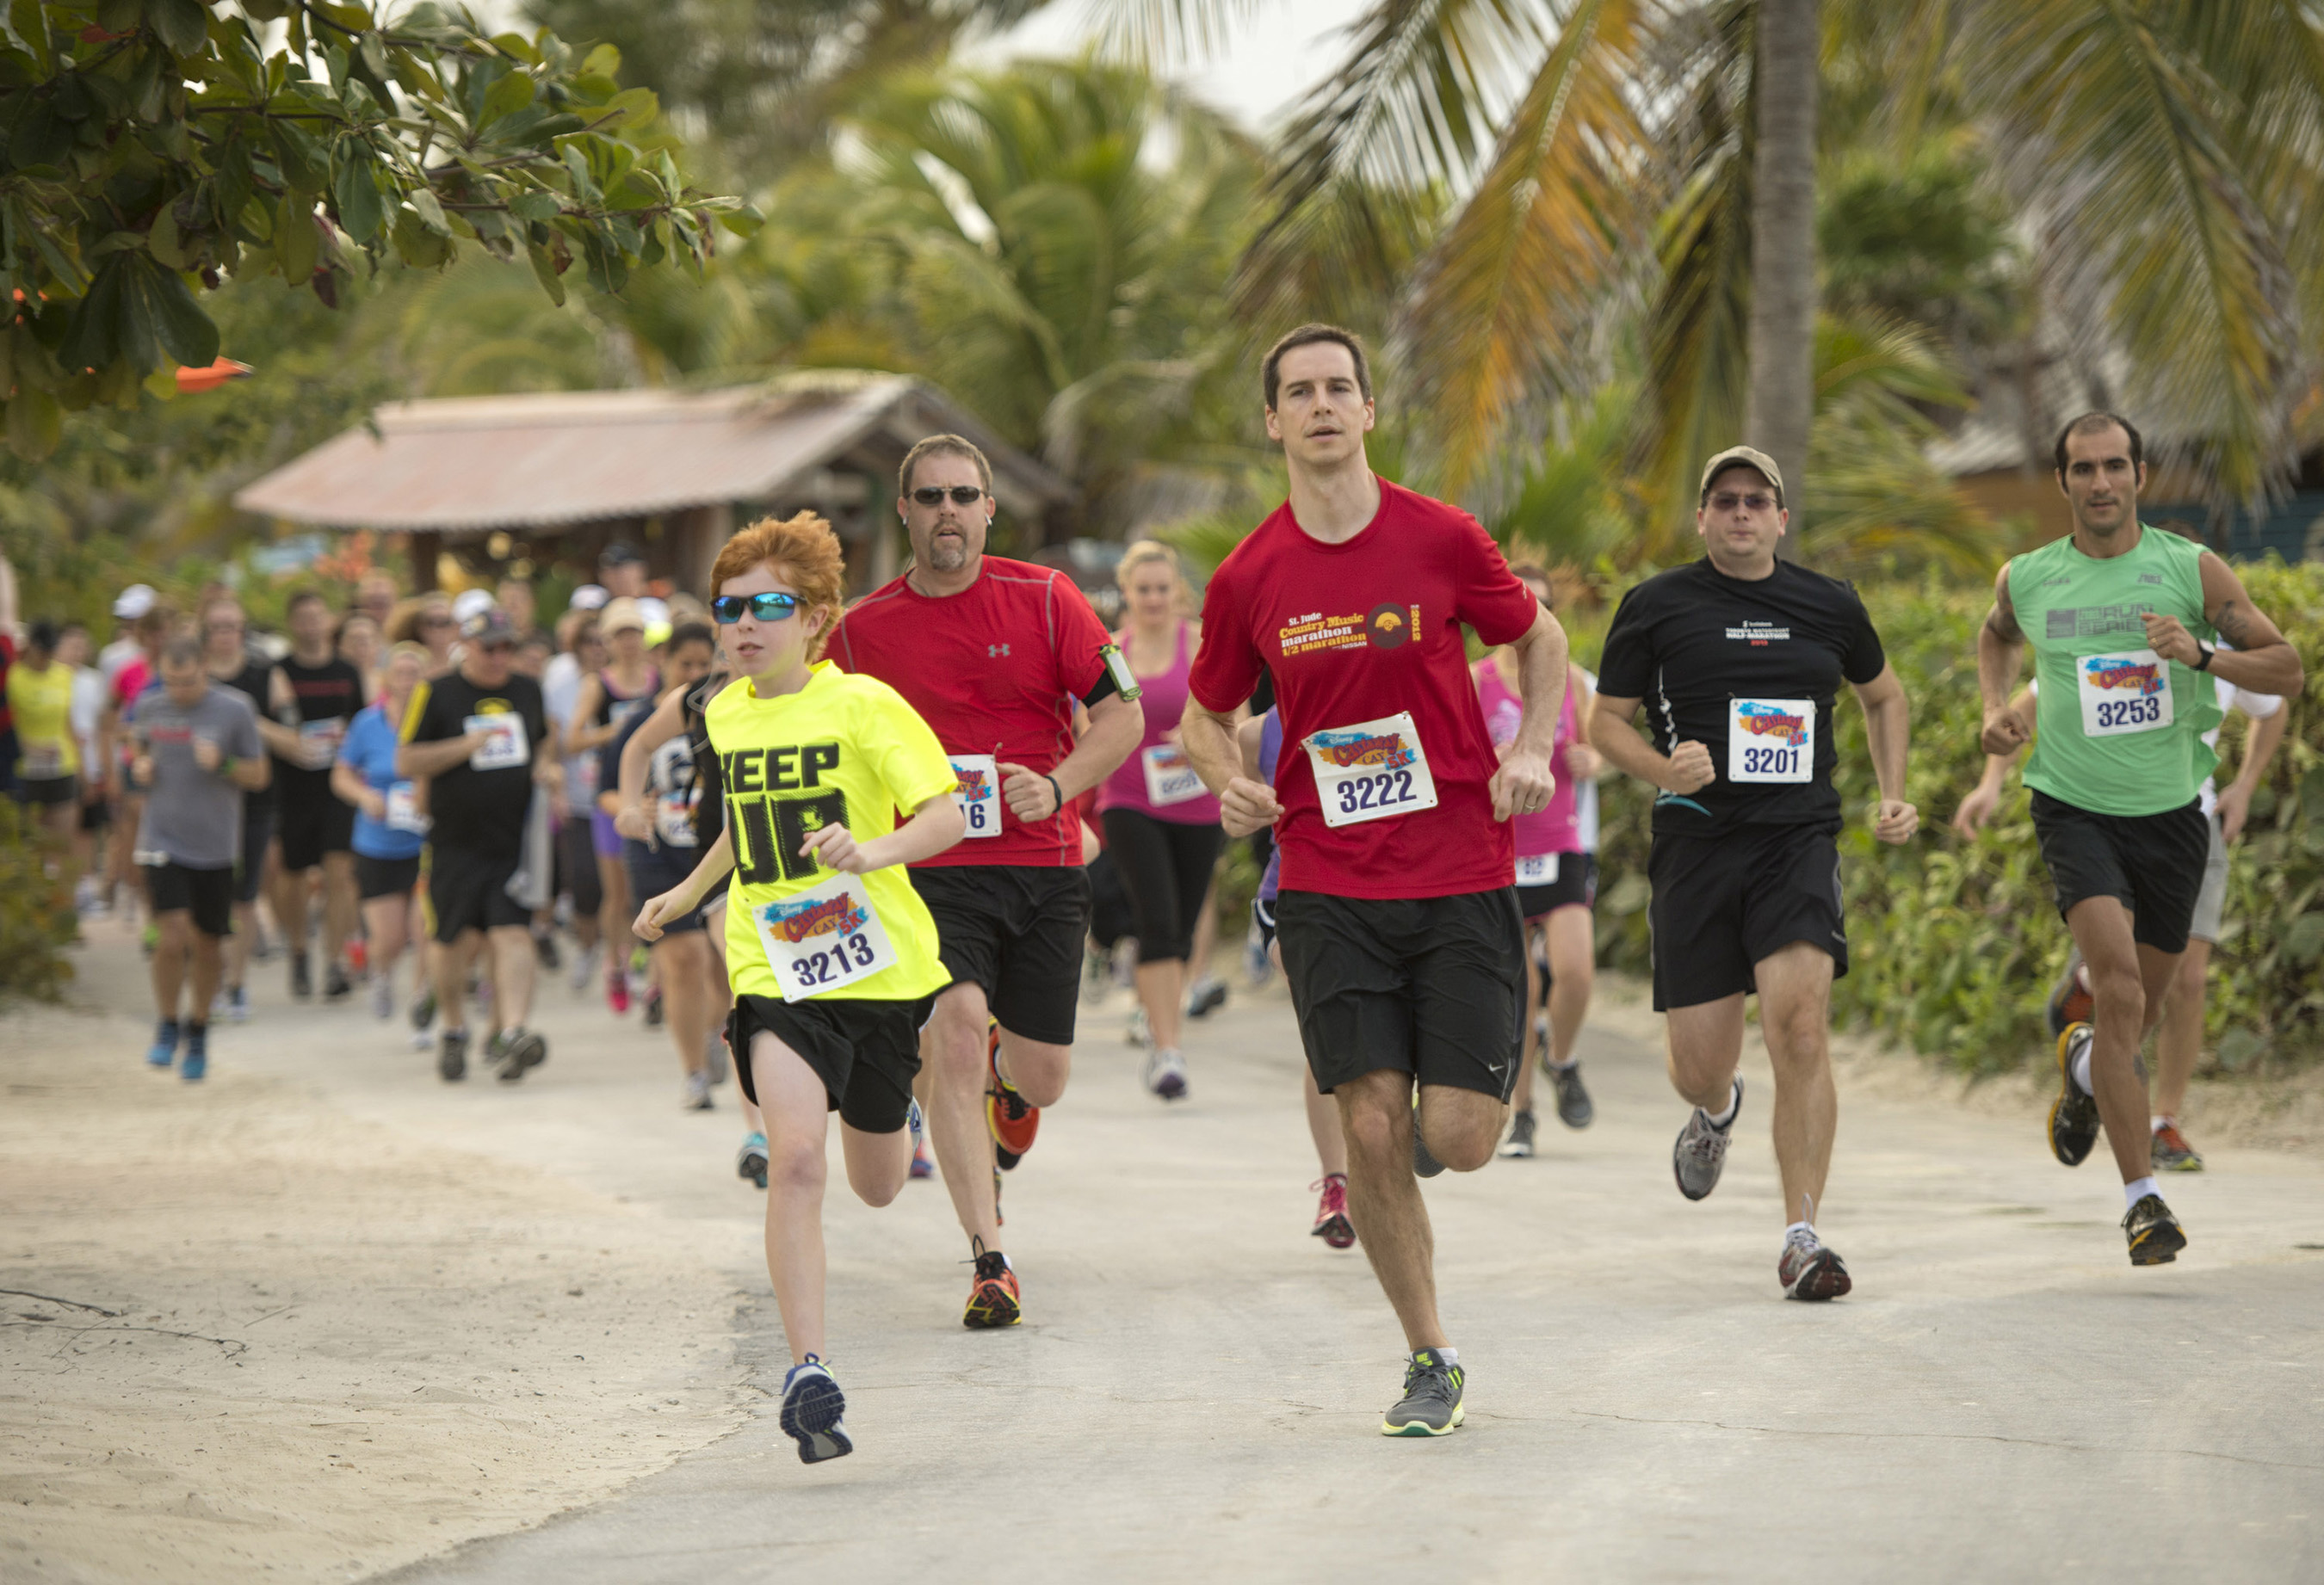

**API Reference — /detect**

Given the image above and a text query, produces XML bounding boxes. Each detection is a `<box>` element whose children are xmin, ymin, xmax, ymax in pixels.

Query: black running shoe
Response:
<box><xmin>439</xmin><ymin>1027</ymin><xmax>468</xmax><ymax>1082</ymax></box>
<box><xmin>323</xmin><ymin>964</ymin><xmax>352</xmax><ymax>1001</ymax></box>
<box><xmin>1412</xmin><ymin>1098</ymin><xmax>1446</xmax><ymax>1179</ymax></box>
<box><xmin>2123</xmin><ymin>1193</ymin><xmax>2186</xmax><ymax>1266</ymax></box>
<box><xmin>2049</xmin><ymin>1024</ymin><xmax>2100</xmax><ymax>1168</ymax></box>
<box><xmin>533</xmin><ymin>930</ymin><xmax>561</xmax><ymax>972</ymax></box>
<box><xmin>1547</xmin><ymin>1059</ymin><xmax>1594</xmax><ymax>1129</ymax></box>
<box><xmin>778</xmin><ymin>1356</ymin><xmax>852</xmax><ymax>1463</ymax></box>
<box><xmin>494</xmin><ymin>1027</ymin><xmax>547</xmax><ymax>1082</ymax></box>
<box><xmin>411</xmin><ymin>985</ymin><xmax>437</xmax><ymax>1033</ymax></box>
<box><xmin>290</xmin><ymin>951</ymin><xmax>312</xmax><ymax>1000</ymax></box>
<box><xmin>1381</xmin><ymin>1349</ymin><xmax>1464</xmax><ymax>1436</ymax></box>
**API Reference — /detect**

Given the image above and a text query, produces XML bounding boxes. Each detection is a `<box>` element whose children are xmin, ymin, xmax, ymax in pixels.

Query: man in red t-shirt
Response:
<box><xmin>1182</xmin><ymin>325</ymin><xmax>1567</xmax><ymax>1438</ymax></box>
<box><xmin>829</xmin><ymin>435</ymin><xmax>1141</xmax><ymax>1328</ymax></box>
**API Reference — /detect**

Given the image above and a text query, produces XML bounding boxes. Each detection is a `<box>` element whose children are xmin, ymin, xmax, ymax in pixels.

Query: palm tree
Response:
<box><xmin>1103</xmin><ymin>0</ymin><xmax>2324</xmax><ymax>525</ymax></box>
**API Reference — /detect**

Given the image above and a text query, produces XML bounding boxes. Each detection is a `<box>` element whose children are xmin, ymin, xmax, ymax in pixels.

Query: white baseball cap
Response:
<box><xmin>113</xmin><ymin>583</ymin><xmax>157</xmax><ymax>620</ymax></box>
<box><xmin>568</xmin><ymin>583</ymin><xmax>609</xmax><ymax>612</ymax></box>
<box><xmin>451</xmin><ymin>589</ymin><xmax>497</xmax><ymax>625</ymax></box>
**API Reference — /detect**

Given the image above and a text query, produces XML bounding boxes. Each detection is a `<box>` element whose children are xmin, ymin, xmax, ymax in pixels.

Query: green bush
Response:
<box><xmin>1582</xmin><ymin>557</ymin><xmax>2324</xmax><ymax>1076</ymax></box>
<box><xmin>0</xmin><ymin>798</ymin><xmax>79</xmax><ymax>1003</ymax></box>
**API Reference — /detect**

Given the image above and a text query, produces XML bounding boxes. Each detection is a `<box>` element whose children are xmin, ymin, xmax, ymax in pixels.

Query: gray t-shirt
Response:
<box><xmin>133</xmin><ymin>684</ymin><xmax>263</xmax><ymax>869</ymax></box>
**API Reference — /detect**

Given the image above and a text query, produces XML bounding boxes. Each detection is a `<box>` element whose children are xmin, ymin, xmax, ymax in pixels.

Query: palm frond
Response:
<box><xmin>1091</xmin><ymin>0</ymin><xmax>1280</xmax><ymax>63</ymax></box>
<box><xmin>1392</xmin><ymin>0</ymin><xmax>1659</xmax><ymax>494</ymax></box>
<box><xmin>1961</xmin><ymin>0</ymin><xmax>2299</xmax><ymax>503</ymax></box>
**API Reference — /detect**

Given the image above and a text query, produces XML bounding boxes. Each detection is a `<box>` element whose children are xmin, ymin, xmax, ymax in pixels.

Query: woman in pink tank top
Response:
<box><xmin>1095</xmin><ymin>542</ymin><xmax>1224</xmax><ymax>1102</ymax></box>
<box><xmin>1474</xmin><ymin>564</ymin><xmax>1604</xmax><ymax>1156</ymax></box>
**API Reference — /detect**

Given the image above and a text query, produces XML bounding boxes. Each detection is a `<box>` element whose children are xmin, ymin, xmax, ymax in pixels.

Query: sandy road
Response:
<box><xmin>8</xmin><ymin>922</ymin><xmax>2324</xmax><ymax>1582</ymax></box>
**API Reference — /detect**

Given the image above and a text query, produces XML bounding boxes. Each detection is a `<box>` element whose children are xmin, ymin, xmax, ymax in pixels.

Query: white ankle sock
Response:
<box><xmin>1783</xmin><ymin>1219</ymin><xmax>1814</xmax><ymax>1243</ymax></box>
<box><xmin>1705</xmin><ymin>1082</ymin><xmax>1740</xmax><ymax>1129</ymax></box>
<box><xmin>2150</xmin><ymin>1114</ymin><xmax>2172</xmax><ymax>1134</ymax></box>
<box><xmin>1431</xmin><ymin>1346</ymin><xmax>1457</xmax><ymax>1366</ymax></box>
<box><xmin>2070</xmin><ymin>1045</ymin><xmax>2093</xmax><ymax>1095</ymax></box>
<box><xmin>2123</xmin><ymin>1175</ymin><xmax>2159</xmax><ymax>1210</ymax></box>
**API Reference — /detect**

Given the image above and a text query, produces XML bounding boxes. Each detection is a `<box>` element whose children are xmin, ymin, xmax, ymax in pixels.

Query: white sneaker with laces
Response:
<box><xmin>1140</xmin><ymin>1046</ymin><xmax>1189</xmax><ymax>1101</ymax></box>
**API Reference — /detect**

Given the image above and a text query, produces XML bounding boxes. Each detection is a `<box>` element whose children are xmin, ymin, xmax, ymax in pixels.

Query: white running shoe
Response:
<box><xmin>568</xmin><ymin>941</ymin><xmax>600</xmax><ymax>991</ymax></box>
<box><xmin>1141</xmin><ymin>1046</ymin><xmax>1189</xmax><ymax>1101</ymax></box>
<box><xmin>683</xmin><ymin>1070</ymin><xmax>714</xmax><ymax>1111</ymax></box>
<box><xmin>370</xmin><ymin>975</ymin><xmax>396</xmax><ymax>1021</ymax></box>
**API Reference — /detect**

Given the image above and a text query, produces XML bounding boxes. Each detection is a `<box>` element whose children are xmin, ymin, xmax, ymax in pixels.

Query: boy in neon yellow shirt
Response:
<box><xmin>634</xmin><ymin>512</ymin><xmax>964</xmax><ymax>1465</ymax></box>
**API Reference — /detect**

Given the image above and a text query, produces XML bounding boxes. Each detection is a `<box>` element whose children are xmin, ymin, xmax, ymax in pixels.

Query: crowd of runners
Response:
<box><xmin>0</xmin><ymin>325</ymin><xmax>2302</xmax><ymax>1463</ymax></box>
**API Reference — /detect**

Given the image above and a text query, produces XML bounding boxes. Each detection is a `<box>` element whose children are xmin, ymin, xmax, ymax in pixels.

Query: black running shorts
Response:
<box><xmin>556</xmin><ymin>814</ymin><xmax>603</xmax><ymax>916</ymax></box>
<box><xmin>144</xmin><ymin>860</ymin><xmax>234</xmax><ymax>938</ymax></box>
<box><xmin>276</xmin><ymin>782</ymin><xmax>355</xmax><ymax>872</ymax></box>
<box><xmin>1647</xmin><ymin>821</ymin><xmax>1847</xmax><ymax>1011</ymax></box>
<box><xmin>626</xmin><ymin>844</ymin><xmax>706</xmax><ymax>935</ymax></box>
<box><xmin>235</xmin><ymin>802</ymin><xmax>275</xmax><ymax>904</ymax></box>
<box><xmin>2030</xmin><ymin>790</ymin><xmax>2209</xmax><ymax>954</ymax></box>
<box><xmin>1275</xmin><ymin>887</ymin><xmax>1527</xmax><ymax>1100</ymax></box>
<box><xmin>1515</xmin><ymin>853</ymin><xmax>1597</xmax><ymax>922</ymax></box>
<box><xmin>729</xmin><ymin>991</ymin><xmax>933</xmax><ymax>1133</ymax></box>
<box><xmin>356</xmin><ymin>853</ymin><xmax>421</xmax><ymax>902</ymax></box>
<box><xmin>909</xmin><ymin>864</ymin><xmax>1091</xmax><ymax>1047</ymax></box>
<box><xmin>427</xmin><ymin>842</ymin><xmax>529</xmax><ymax>942</ymax></box>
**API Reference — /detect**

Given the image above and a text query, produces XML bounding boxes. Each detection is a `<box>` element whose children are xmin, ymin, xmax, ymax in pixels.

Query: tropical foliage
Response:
<box><xmin>0</xmin><ymin>0</ymin><xmax>751</xmax><ymax>459</ymax></box>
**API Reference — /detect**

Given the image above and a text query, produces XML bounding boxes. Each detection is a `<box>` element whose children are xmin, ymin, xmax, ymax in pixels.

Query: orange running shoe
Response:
<box><xmin>962</xmin><ymin>1237</ymin><xmax>1021</xmax><ymax>1329</ymax></box>
<box><xmin>986</xmin><ymin>1019</ymin><xmax>1039</xmax><ymax>1169</ymax></box>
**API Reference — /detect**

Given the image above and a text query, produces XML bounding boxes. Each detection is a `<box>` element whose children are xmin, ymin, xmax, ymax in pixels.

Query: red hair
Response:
<box><xmin>709</xmin><ymin>513</ymin><xmax>847</xmax><ymax>660</ymax></box>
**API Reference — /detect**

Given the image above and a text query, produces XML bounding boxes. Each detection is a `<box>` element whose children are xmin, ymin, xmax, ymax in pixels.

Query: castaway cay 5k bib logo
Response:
<box><xmin>953</xmin><ymin>767</ymin><xmax>992</xmax><ymax>802</ymax></box>
<box><xmin>1311</xmin><ymin>729</ymin><xmax>1417</xmax><ymax>770</ymax></box>
<box><xmin>2081</xmin><ymin>655</ymin><xmax>2166</xmax><ymax>696</ymax></box>
<box><xmin>1734</xmin><ymin>702</ymin><xmax>1808</xmax><ymax>747</ymax></box>
<box><xmin>763</xmin><ymin>892</ymin><xmax>868</xmax><ymax>943</ymax></box>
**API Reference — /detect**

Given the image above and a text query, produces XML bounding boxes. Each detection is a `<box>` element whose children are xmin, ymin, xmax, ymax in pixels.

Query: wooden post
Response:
<box><xmin>409</xmin><ymin>531</ymin><xmax>442</xmax><ymax>591</ymax></box>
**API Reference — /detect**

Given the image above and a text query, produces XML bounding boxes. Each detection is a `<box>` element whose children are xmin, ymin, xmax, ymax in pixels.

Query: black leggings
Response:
<box><xmin>1100</xmin><ymin>808</ymin><xmax>1223</xmax><ymax>965</ymax></box>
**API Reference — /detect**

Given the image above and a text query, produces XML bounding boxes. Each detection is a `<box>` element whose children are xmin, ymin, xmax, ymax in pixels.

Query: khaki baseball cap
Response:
<box><xmin>1698</xmin><ymin>445</ymin><xmax>1784</xmax><ymax>506</ymax></box>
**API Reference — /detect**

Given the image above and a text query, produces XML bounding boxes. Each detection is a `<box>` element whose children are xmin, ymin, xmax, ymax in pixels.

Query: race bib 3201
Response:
<box><xmin>1727</xmin><ymin>698</ymin><xmax>1814</xmax><ymax>783</ymax></box>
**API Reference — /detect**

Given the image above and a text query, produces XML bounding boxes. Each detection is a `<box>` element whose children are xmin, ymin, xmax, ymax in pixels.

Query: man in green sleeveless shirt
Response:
<box><xmin>1977</xmin><ymin>413</ymin><xmax>2303</xmax><ymax>1267</ymax></box>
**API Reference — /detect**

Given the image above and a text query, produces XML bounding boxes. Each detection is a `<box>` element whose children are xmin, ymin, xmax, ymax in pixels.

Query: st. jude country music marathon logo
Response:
<box><xmin>764</xmin><ymin>891</ymin><xmax>868</xmax><ymax>944</ymax></box>
<box><xmin>1734</xmin><ymin>701</ymin><xmax>1808</xmax><ymax>748</ymax></box>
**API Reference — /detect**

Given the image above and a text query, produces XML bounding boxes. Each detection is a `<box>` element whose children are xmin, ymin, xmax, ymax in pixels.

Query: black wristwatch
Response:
<box><xmin>2193</xmin><ymin>643</ymin><xmax>2216</xmax><ymax>672</ymax></box>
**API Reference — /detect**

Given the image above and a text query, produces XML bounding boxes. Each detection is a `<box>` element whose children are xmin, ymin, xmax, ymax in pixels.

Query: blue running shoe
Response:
<box><xmin>181</xmin><ymin>1026</ymin><xmax>208</xmax><ymax>1082</ymax></box>
<box><xmin>146</xmin><ymin>1020</ymin><xmax>180</xmax><ymax>1068</ymax></box>
<box><xmin>778</xmin><ymin>1355</ymin><xmax>851</xmax><ymax>1464</ymax></box>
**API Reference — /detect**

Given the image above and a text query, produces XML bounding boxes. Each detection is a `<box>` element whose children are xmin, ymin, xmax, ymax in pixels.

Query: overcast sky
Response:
<box><xmin>974</xmin><ymin>0</ymin><xmax>1373</xmax><ymax>134</ymax></box>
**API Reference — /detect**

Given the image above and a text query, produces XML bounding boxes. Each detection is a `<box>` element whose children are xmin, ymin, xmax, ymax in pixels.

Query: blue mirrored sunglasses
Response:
<box><xmin>711</xmin><ymin>592</ymin><xmax>801</xmax><ymax>623</ymax></box>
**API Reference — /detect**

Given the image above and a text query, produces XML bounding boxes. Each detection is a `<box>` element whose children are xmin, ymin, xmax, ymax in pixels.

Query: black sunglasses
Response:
<box><xmin>711</xmin><ymin>592</ymin><xmax>801</xmax><ymax>624</ymax></box>
<box><xmin>911</xmin><ymin>485</ymin><xmax>986</xmax><ymax>506</ymax></box>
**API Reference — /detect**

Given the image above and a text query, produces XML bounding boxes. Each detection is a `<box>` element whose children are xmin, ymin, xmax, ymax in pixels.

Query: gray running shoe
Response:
<box><xmin>1498</xmin><ymin>1108</ymin><xmax>1537</xmax><ymax>1159</ymax></box>
<box><xmin>438</xmin><ymin>1027</ymin><xmax>468</xmax><ymax>1082</ymax></box>
<box><xmin>1412</xmin><ymin>1099</ymin><xmax>1446</xmax><ymax>1178</ymax></box>
<box><xmin>1673</xmin><ymin>1079</ymin><xmax>1741</xmax><ymax>1201</ymax></box>
<box><xmin>1778</xmin><ymin>1226</ymin><xmax>1852</xmax><ymax>1300</ymax></box>
<box><xmin>2150</xmin><ymin>1122</ymin><xmax>2203</xmax><ymax>1172</ymax></box>
<box><xmin>1381</xmin><ymin>1348</ymin><xmax>1465</xmax><ymax>1437</ymax></box>
<box><xmin>493</xmin><ymin>1027</ymin><xmax>547</xmax><ymax>1083</ymax></box>
<box><xmin>1547</xmin><ymin>1059</ymin><xmax>1594</xmax><ymax>1129</ymax></box>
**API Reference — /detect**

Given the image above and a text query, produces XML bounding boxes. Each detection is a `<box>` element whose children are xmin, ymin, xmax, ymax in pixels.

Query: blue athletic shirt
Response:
<box><xmin>338</xmin><ymin>701</ymin><xmax>424</xmax><ymax>860</ymax></box>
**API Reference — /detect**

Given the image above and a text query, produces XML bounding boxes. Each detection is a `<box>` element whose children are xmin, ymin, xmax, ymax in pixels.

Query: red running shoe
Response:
<box><xmin>1311</xmin><ymin>1174</ymin><xmax>1356</xmax><ymax>1249</ymax></box>
<box><xmin>962</xmin><ymin>1238</ymin><xmax>1021</xmax><ymax>1328</ymax></box>
<box><xmin>986</xmin><ymin>1019</ymin><xmax>1038</xmax><ymax>1169</ymax></box>
<box><xmin>606</xmin><ymin>965</ymin><xmax>630</xmax><ymax>1015</ymax></box>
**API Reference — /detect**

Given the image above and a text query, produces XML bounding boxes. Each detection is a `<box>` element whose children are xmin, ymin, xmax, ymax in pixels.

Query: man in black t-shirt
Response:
<box><xmin>201</xmin><ymin>595</ymin><xmax>276</xmax><ymax>1023</ymax></box>
<box><xmin>400</xmin><ymin>608</ymin><xmax>559</xmax><ymax>1084</ymax></box>
<box><xmin>1592</xmin><ymin>447</ymin><xmax>1918</xmax><ymax>1302</ymax></box>
<box><xmin>262</xmin><ymin>589</ymin><xmax>365</xmax><ymax>1002</ymax></box>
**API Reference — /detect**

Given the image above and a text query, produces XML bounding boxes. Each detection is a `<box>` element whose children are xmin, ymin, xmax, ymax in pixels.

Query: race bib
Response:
<box><xmin>752</xmin><ymin>873</ymin><xmax>899</xmax><ymax>1002</ymax></box>
<box><xmin>655</xmin><ymin>788</ymin><xmax>700</xmax><ymax>848</ymax></box>
<box><xmin>385</xmin><ymin>780</ymin><xmax>430</xmax><ymax>834</ymax></box>
<box><xmin>950</xmin><ymin>754</ymin><xmax>1002</xmax><ymax>837</ymax></box>
<box><xmin>2078</xmin><ymin>649</ymin><xmax>2173</xmax><ymax>737</ymax></box>
<box><xmin>20</xmin><ymin>744</ymin><xmax>63</xmax><ymax>780</ymax></box>
<box><xmin>1728</xmin><ymin>699</ymin><xmax>1814</xmax><ymax>783</ymax></box>
<box><xmin>1516</xmin><ymin>852</ymin><xmax>1559</xmax><ymax>886</ymax></box>
<box><xmin>1305</xmin><ymin>712</ymin><xmax>1438</xmax><ymax>829</ymax></box>
<box><xmin>466</xmin><ymin>713</ymin><xmax>529</xmax><ymax>771</ymax></box>
<box><xmin>298</xmin><ymin>717</ymin><xmax>345</xmax><ymax>770</ymax></box>
<box><xmin>1140</xmin><ymin>743</ymin><xmax>1205</xmax><ymax>807</ymax></box>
